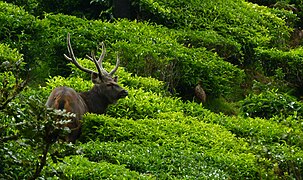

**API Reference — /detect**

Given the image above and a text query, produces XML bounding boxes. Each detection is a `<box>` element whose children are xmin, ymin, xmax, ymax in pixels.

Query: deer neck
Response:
<box><xmin>79</xmin><ymin>87</ymin><xmax>110</xmax><ymax>114</ymax></box>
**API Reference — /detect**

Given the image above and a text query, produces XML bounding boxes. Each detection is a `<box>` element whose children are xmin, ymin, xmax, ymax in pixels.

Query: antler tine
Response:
<box><xmin>98</xmin><ymin>42</ymin><xmax>106</xmax><ymax>68</ymax></box>
<box><xmin>109</xmin><ymin>54</ymin><xmax>120</xmax><ymax>76</ymax></box>
<box><xmin>86</xmin><ymin>50</ymin><xmax>109</xmax><ymax>76</ymax></box>
<box><xmin>90</xmin><ymin>51</ymin><xmax>104</xmax><ymax>77</ymax></box>
<box><xmin>64</xmin><ymin>33</ymin><xmax>96</xmax><ymax>74</ymax></box>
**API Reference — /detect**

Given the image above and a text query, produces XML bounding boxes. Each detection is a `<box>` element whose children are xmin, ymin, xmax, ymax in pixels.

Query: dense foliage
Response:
<box><xmin>1</xmin><ymin>0</ymin><xmax>303</xmax><ymax>179</ymax></box>
<box><xmin>256</xmin><ymin>47</ymin><xmax>303</xmax><ymax>89</ymax></box>
<box><xmin>240</xmin><ymin>88</ymin><xmax>303</xmax><ymax>119</ymax></box>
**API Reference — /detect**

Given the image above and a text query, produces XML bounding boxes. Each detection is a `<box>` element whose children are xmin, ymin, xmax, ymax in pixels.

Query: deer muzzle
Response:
<box><xmin>119</xmin><ymin>89</ymin><xmax>128</xmax><ymax>98</ymax></box>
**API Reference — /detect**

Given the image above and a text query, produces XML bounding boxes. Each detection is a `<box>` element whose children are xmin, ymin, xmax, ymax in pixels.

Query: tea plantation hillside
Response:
<box><xmin>1</xmin><ymin>0</ymin><xmax>303</xmax><ymax>179</ymax></box>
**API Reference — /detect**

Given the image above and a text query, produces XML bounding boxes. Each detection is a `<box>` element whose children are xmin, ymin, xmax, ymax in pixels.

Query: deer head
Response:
<box><xmin>63</xmin><ymin>33</ymin><xmax>128</xmax><ymax>105</ymax></box>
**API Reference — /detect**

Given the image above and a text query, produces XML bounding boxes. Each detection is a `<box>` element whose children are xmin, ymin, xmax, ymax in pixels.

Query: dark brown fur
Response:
<box><xmin>46</xmin><ymin>33</ymin><xmax>128</xmax><ymax>143</ymax></box>
<box><xmin>46</xmin><ymin>75</ymin><xmax>128</xmax><ymax>143</ymax></box>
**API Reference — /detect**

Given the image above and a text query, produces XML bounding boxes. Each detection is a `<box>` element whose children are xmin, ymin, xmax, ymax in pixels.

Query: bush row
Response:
<box><xmin>175</xmin><ymin>29</ymin><xmax>243</xmax><ymax>60</ymax></box>
<box><xmin>38</xmin><ymin>74</ymin><xmax>303</xmax><ymax>178</ymax></box>
<box><xmin>80</xmin><ymin>114</ymin><xmax>263</xmax><ymax>179</ymax></box>
<box><xmin>40</xmin><ymin>14</ymin><xmax>245</xmax><ymax>97</ymax></box>
<box><xmin>4</xmin><ymin>0</ymin><xmax>297</xmax><ymax>64</ymax></box>
<box><xmin>133</xmin><ymin>0</ymin><xmax>294</xmax><ymax>49</ymax></box>
<box><xmin>2</xmin><ymin>46</ymin><xmax>302</xmax><ymax>179</ymax></box>
<box><xmin>255</xmin><ymin>47</ymin><xmax>303</xmax><ymax>89</ymax></box>
<box><xmin>0</xmin><ymin>2</ymin><xmax>244</xmax><ymax>98</ymax></box>
<box><xmin>1</xmin><ymin>1</ymin><xmax>299</xmax><ymax>99</ymax></box>
<box><xmin>0</xmin><ymin>2</ymin><xmax>39</xmax><ymax>46</ymax></box>
<box><xmin>0</xmin><ymin>43</ymin><xmax>23</xmax><ymax>63</ymax></box>
<box><xmin>78</xmin><ymin>112</ymin><xmax>303</xmax><ymax>179</ymax></box>
<box><xmin>43</xmin><ymin>72</ymin><xmax>303</xmax><ymax>149</ymax></box>
<box><xmin>240</xmin><ymin>88</ymin><xmax>303</xmax><ymax>119</ymax></box>
<box><xmin>3</xmin><ymin>0</ymin><xmax>111</xmax><ymax>19</ymax></box>
<box><xmin>248</xmin><ymin>0</ymin><xmax>303</xmax><ymax>28</ymax></box>
<box><xmin>0</xmin><ymin>1</ymin><xmax>47</xmax><ymax>77</ymax></box>
<box><xmin>43</xmin><ymin>155</ymin><xmax>153</xmax><ymax>179</ymax></box>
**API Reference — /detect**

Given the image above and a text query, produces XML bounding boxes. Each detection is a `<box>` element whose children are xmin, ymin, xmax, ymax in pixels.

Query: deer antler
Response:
<box><xmin>86</xmin><ymin>42</ymin><xmax>120</xmax><ymax>76</ymax></box>
<box><xmin>97</xmin><ymin>42</ymin><xmax>106</xmax><ymax>69</ymax></box>
<box><xmin>109</xmin><ymin>54</ymin><xmax>120</xmax><ymax>76</ymax></box>
<box><xmin>64</xmin><ymin>33</ymin><xmax>103</xmax><ymax>76</ymax></box>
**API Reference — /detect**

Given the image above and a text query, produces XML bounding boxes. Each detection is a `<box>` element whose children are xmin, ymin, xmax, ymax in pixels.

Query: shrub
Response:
<box><xmin>2</xmin><ymin>0</ymin><xmax>40</xmax><ymax>15</ymax></box>
<box><xmin>36</xmin><ymin>15</ymin><xmax>244</xmax><ymax>97</ymax></box>
<box><xmin>0</xmin><ymin>2</ymin><xmax>38</xmax><ymax>45</ymax></box>
<box><xmin>240</xmin><ymin>89</ymin><xmax>303</xmax><ymax>119</ymax></box>
<box><xmin>0</xmin><ymin>43</ymin><xmax>26</xmax><ymax>111</ymax></box>
<box><xmin>255</xmin><ymin>47</ymin><xmax>303</xmax><ymax>89</ymax></box>
<box><xmin>80</xmin><ymin>114</ymin><xmax>265</xmax><ymax>179</ymax></box>
<box><xmin>43</xmin><ymin>155</ymin><xmax>154</xmax><ymax>179</ymax></box>
<box><xmin>0</xmin><ymin>43</ymin><xmax>75</xmax><ymax>179</ymax></box>
<box><xmin>176</xmin><ymin>29</ymin><xmax>243</xmax><ymax>60</ymax></box>
<box><xmin>0</xmin><ymin>2</ymin><xmax>46</xmax><ymax>79</ymax></box>
<box><xmin>133</xmin><ymin>0</ymin><xmax>293</xmax><ymax>50</ymax></box>
<box><xmin>17</xmin><ymin>55</ymin><xmax>303</xmax><ymax>179</ymax></box>
<box><xmin>4</xmin><ymin>0</ymin><xmax>110</xmax><ymax>19</ymax></box>
<box><xmin>247</xmin><ymin>0</ymin><xmax>301</xmax><ymax>27</ymax></box>
<box><xmin>185</xmin><ymin>103</ymin><xmax>303</xmax><ymax>148</ymax></box>
<box><xmin>0</xmin><ymin>4</ymin><xmax>245</xmax><ymax>97</ymax></box>
<box><xmin>0</xmin><ymin>43</ymin><xmax>23</xmax><ymax>63</ymax></box>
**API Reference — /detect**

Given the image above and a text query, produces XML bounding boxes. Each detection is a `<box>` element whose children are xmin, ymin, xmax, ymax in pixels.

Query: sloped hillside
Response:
<box><xmin>1</xmin><ymin>0</ymin><xmax>303</xmax><ymax>179</ymax></box>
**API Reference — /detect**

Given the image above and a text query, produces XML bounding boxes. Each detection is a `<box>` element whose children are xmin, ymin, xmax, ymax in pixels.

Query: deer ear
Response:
<box><xmin>91</xmin><ymin>72</ymin><xmax>101</xmax><ymax>84</ymax></box>
<box><xmin>114</xmin><ymin>76</ymin><xmax>118</xmax><ymax>82</ymax></box>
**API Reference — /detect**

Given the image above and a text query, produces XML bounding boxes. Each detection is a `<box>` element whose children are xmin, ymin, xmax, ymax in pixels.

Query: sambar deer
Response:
<box><xmin>46</xmin><ymin>33</ymin><xmax>128</xmax><ymax>143</ymax></box>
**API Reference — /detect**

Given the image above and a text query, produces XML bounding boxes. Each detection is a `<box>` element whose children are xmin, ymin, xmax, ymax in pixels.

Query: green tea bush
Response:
<box><xmin>248</xmin><ymin>0</ymin><xmax>301</xmax><ymax>28</ymax></box>
<box><xmin>183</xmin><ymin>99</ymin><xmax>303</xmax><ymax>178</ymax></box>
<box><xmin>0</xmin><ymin>43</ymin><xmax>26</xmax><ymax>111</ymax></box>
<box><xmin>182</xmin><ymin>104</ymin><xmax>303</xmax><ymax>178</ymax></box>
<box><xmin>255</xmin><ymin>47</ymin><xmax>303</xmax><ymax>88</ymax></box>
<box><xmin>247</xmin><ymin>0</ymin><xmax>281</xmax><ymax>6</ymax></box>
<box><xmin>251</xmin><ymin>143</ymin><xmax>303</xmax><ymax>179</ymax></box>
<box><xmin>43</xmin><ymin>155</ymin><xmax>154</xmax><ymax>179</ymax></box>
<box><xmin>176</xmin><ymin>29</ymin><xmax>243</xmax><ymax>60</ymax></box>
<box><xmin>0</xmin><ymin>2</ymin><xmax>47</xmax><ymax>78</ymax></box>
<box><xmin>22</xmin><ymin>56</ymin><xmax>303</xmax><ymax>179</ymax></box>
<box><xmin>0</xmin><ymin>43</ymin><xmax>23</xmax><ymax>64</ymax></box>
<box><xmin>81</xmin><ymin>141</ymin><xmax>230</xmax><ymax>179</ymax></box>
<box><xmin>185</xmin><ymin>105</ymin><xmax>303</xmax><ymax>147</ymax></box>
<box><xmin>80</xmin><ymin>114</ymin><xmax>266</xmax><ymax>179</ymax></box>
<box><xmin>3</xmin><ymin>0</ymin><xmax>40</xmax><ymax>15</ymax></box>
<box><xmin>133</xmin><ymin>0</ymin><xmax>293</xmax><ymax>50</ymax></box>
<box><xmin>106</xmin><ymin>88</ymin><xmax>184</xmax><ymax>119</ymax></box>
<box><xmin>36</xmin><ymin>14</ymin><xmax>244</xmax><ymax>97</ymax></box>
<box><xmin>3</xmin><ymin>0</ymin><xmax>105</xmax><ymax>19</ymax></box>
<box><xmin>0</xmin><ymin>2</ymin><xmax>39</xmax><ymax>45</ymax></box>
<box><xmin>240</xmin><ymin>89</ymin><xmax>303</xmax><ymax>119</ymax></box>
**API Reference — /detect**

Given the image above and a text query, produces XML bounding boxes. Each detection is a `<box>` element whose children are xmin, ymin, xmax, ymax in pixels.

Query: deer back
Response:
<box><xmin>46</xmin><ymin>86</ymin><xmax>87</xmax><ymax>142</ymax></box>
